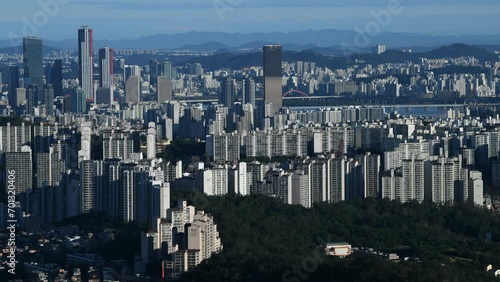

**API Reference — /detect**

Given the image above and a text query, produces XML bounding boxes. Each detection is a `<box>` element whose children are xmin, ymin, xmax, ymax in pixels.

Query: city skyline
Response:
<box><xmin>1</xmin><ymin>2</ymin><xmax>500</xmax><ymax>281</ymax></box>
<box><xmin>1</xmin><ymin>0</ymin><xmax>500</xmax><ymax>41</ymax></box>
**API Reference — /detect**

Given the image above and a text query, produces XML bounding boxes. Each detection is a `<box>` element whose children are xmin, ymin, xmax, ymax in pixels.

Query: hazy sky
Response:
<box><xmin>1</xmin><ymin>0</ymin><xmax>499</xmax><ymax>40</ymax></box>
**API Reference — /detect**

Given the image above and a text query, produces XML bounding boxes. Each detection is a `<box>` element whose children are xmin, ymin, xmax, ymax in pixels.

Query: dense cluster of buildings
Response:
<box><xmin>1</xmin><ymin>23</ymin><xmax>500</xmax><ymax>280</ymax></box>
<box><xmin>140</xmin><ymin>200</ymin><xmax>223</xmax><ymax>280</ymax></box>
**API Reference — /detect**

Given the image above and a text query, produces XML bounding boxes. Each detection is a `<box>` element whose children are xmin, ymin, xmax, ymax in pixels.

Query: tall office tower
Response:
<box><xmin>244</xmin><ymin>78</ymin><xmax>256</xmax><ymax>107</ymax></box>
<box><xmin>78</xmin><ymin>26</ymin><xmax>94</xmax><ymax>100</ymax></box>
<box><xmin>26</xmin><ymin>84</ymin><xmax>39</xmax><ymax>115</ymax></box>
<box><xmin>149</xmin><ymin>59</ymin><xmax>159</xmax><ymax>85</ymax></box>
<box><xmin>157</xmin><ymin>76</ymin><xmax>173</xmax><ymax>103</ymax></box>
<box><xmin>263</xmin><ymin>45</ymin><xmax>282</xmax><ymax>114</ymax></box>
<box><xmin>8</xmin><ymin>66</ymin><xmax>21</xmax><ymax>107</ymax></box>
<box><xmin>160</xmin><ymin>61</ymin><xmax>173</xmax><ymax>79</ymax></box>
<box><xmin>47</xmin><ymin>59</ymin><xmax>63</xmax><ymax>97</ymax></box>
<box><xmin>98</xmin><ymin>47</ymin><xmax>114</xmax><ymax>88</ymax></box>
<box><xmin>23</xmin><ymin>37</ymin><xmax>43</xmax><ymax>88</ymax></box>
<box><xmin>125</xmin><ymin>76</ymin><xmax>141</xmax><ymax>104</ymax></box>
<box><xmin>43</xmin><ymin>84</ymin><xmax>54</xmax><ymax>116</ymax></box>
<box><xmin>220</xmin><ymin>77</ymin><xmax>236</xmax><ymax>110</ymax></box>
<box><xmin>71</xmin><ymin>88</ymin><xmax>87</xmax><ymax>113</ymax></box>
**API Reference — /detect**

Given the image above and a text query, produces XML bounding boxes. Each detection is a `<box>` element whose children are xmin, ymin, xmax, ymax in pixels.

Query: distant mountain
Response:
<box><xmin>186</xmin><ymin>44</ymin><xmax>498</xmax><ymax>71</ymax></box>
<box><xmin>351</xmin><ymin>43</ymin><xmax>499</xmax><ymax>64</ymax></box>
<box><xmin>178</xmin><ymin>41</ymin><xmax>230</xmax><ymax>51</ymax></box>
<box><xmin>2</xmin><ymin>29</ymin><xmax>500</xmax><ymax>51</ymax></box>
<box><xmin>427</xmin><ymin>43</ymin><xmax>498</xmax><ymax>61</ymax></box>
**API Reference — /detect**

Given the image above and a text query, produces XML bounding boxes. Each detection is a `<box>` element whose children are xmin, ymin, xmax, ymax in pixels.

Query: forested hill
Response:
<box><xmin>174</xmin><ymin>194</ymin><xmax>500</xmax><ymax>282</ymax></box>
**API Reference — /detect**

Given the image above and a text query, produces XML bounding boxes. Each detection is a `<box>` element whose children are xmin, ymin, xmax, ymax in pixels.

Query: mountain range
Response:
<box><xmin>1</xmin><ymin>29</ymin><xmax>500</xmax><ymax>51</ymax></box>
<box><xmin>185</xmin><ymin>43</ymin><xmax>499</xmax><ymax>71</ymax></box>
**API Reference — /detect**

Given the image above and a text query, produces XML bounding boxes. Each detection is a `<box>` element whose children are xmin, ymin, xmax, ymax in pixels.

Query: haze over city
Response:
<box><xmin>1</xmin><ymin>0</ymin><xmax>500</xmax><ymax>40</ymax></box>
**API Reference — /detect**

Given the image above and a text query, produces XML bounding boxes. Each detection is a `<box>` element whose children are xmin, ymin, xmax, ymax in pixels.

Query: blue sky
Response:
<box><xmin>1</xmin><ymin>0</ymin><xmax>499</xmax><ymax>40</ymax></box>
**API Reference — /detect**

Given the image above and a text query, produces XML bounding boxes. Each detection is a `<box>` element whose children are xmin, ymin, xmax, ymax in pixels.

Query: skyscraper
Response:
<box><xmin>125</xmin><ymin>76</ymin><xmax>141</xmax><ymax>104</ymax></box>
<box><xmin>99</xmin><ymin>47</ymin><xmax>114</xmax><ymax>88</ymax></box>
<box><xmin>263</xmin><ymin>45</ymin><xmax>282</xmax><ymax>114</ymax></box>
<box><xmin>157</xmin><ymin>76</ymin><xmax>173</xmax><ymax>103</ymax></box>
<box><xmin>47</xmin><ymin>59</ymin><xmax>63</xmax><ymax>97</ymax></box>
<box><xmin>220</xmin><ymin>77</ymin><xmax>235</xmax><ymax>110</ymax></box>
<box><xmin>71</xmin><ymin>88</ymin><xmax>87</xmax><ymax>113</ymax></box>
<box><xmin>78</xmin><ymin>26</ymin><xmax>94</xmax><ymax>101</ymax></box>
<box><xmin>160</xmin><ymin>61</ymin><xmax>173</xmax><ymax>79</ymax></box>
<box><xmin>23</xmin><ymin>37</ymin><xmax>43</xmax><ymax>88</ymax></box>
<box><xmin>43</xmin><ymin>84</ymin><xmax>54</xmax><ymax>116</ymax></box>
<box><xmin>26</xmin><ymin>84</ymin><xmax>39</xmax><ymax>115</ymax></box>
<box><xmin>244</xmin><ymin>78</ymin><xmax>256</xmax><ymax>107</ymax></box>
<box><xmin>150</xmin><ymin>59</ymin><xmax>159</xmax><ymax>85</ymax></box>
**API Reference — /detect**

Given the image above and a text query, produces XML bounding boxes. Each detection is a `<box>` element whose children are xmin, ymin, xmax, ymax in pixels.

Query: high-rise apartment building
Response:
<box><xmin>244</xmin><ymin>78</ymin><xmax>256</xmax><ymax>107</ymax></box>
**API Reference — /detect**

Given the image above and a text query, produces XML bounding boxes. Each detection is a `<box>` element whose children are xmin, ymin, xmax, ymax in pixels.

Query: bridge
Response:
<box><xmin>173</xmin><ymin>94</ymin><xmax>500</xmax><ymax>108</ymax></box>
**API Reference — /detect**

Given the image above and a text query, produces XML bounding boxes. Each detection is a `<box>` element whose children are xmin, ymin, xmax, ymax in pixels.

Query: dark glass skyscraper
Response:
<box><xmin>23</xmin><ymin>37</ymin><xmax>44</xmax><ymax>88</ymax></box>
<box><xmin>221</xmin><ymin>77</ymin><xmax>236</xmax><ymax>110</ymax></box>
<box><xmin>149</xmin><ymin>58</ymin><xmax>159</xmax><ymax>85</ymax></box>
<box><xmin>263</xmin><ymin>45</ymin><xmax>282</xmax><ymax>114</ymax></box>
<box><xmin>47</xmin><ymin>59</ymin><xmax>63</xmax><ymax>97</ymax></box>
